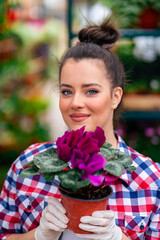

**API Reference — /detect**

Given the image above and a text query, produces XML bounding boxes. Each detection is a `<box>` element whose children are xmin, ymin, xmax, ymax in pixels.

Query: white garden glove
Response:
<box><xmin>76</xmin><ymin>210</ymin><xmax>122</xmax><ymax>240</ymax></box>
<box><xmin>35</xmin><ymin>196</ymin><xmax>69</xmax><ymax>240</ymax></box>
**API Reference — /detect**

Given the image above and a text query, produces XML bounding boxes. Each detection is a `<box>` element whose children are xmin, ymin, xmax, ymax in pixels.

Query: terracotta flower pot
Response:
<box><xmin>59</xmin><ymin>185</ymin><xmax>113</xmax><ymax>234</ymax></box>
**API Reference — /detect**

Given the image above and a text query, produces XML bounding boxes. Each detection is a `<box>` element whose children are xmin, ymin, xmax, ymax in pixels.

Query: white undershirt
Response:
<box><xmin>61</xmin><ymin>229</ymin><xmax>86</xmax><ymax>240</ymax></box>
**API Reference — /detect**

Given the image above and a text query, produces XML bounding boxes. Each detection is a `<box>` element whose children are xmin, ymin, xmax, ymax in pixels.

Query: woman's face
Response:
<box><xmin>59</xmin><ymin>58</ymin><xmax>122</xmax><ymax>135</ymax></box>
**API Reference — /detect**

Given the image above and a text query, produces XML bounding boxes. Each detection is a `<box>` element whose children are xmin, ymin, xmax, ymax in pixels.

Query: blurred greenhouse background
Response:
<box><xmin>0</xmin><ymin>0</ymin><xmax>160</xmax><ymax>190</ymax></box>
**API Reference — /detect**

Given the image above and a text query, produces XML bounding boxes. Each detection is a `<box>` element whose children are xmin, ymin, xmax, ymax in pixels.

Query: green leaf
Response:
<box><xmin>126</xmin><ymin>166</ymin><xmax>136</xmax><ymax>171</ymax></box>
<box><xmin>20</xmin><ymin>165</ymin><xmax>39</xmax><ymax>178</ymax></box>
<box><xmin>58</xmin><ymin>169</ymin><xmax>89</xmax><ymax>192</ymax></box>
<box><xmin>94</xmin><ymin>169</ymin><xmax>103</xmax><ymax>175</ymax></box>
<box><xmin>104</xmin><ymin>162</ymin><xmax>125</xmax><ymax>176</ymax></box>
<box><xmin>102</xmin><ymin>142</ymin><xmax>112</xmax><ymax>149</ymax></box>
<box><xmin>33</xmin><ymin>148</ymin><xmax>68</xmax><ymax>172</ymax></box>
<box><xmin>43</xmin><ymin>172</ymin><xmax>57</xmax><ymax>181</ymax></box>
<box><xmin>109</xmin><ymin>151</ymin><xmax>133</xmax><ymax>168</ymax></box>
<box><xmin>99</xmin><ymin>148</ymin><xmax>115</xmax><ymax>159</ymax></box>
<box><xmin>75</xmin><ymin>178</ymin><xmax>90</xmax><ymax>190</ymax></box>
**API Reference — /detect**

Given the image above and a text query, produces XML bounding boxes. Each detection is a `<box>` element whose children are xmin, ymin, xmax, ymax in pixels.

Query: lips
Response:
<box><xmin>69</xmin><ymin>113</ymin><xmax>90</xmax><ymax>122</ymax></box>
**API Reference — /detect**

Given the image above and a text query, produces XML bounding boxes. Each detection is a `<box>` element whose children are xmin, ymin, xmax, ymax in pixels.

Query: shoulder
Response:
<box><xmin>128</xmin><ymin>146</ymin><xmax>160</xmax><ymax>190</ymax></box>
<box><xmin>11</xmin><ymin>141</ymin><xmax>57</xmax><ymax>174</ymax></box>
<box><xmin>117</xmin><ymin>133</ymin><xmax>160</xmax><ymax>190</ymax></box>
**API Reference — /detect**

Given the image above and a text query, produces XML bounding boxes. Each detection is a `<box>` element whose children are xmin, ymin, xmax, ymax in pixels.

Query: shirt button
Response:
<box><xmin>27</xmin><ymin>205</ymin><xmax>32</xmax><ymax>210</ymax></box>
<box><xmin>140</xmin><ymin>224</ymin><xmax>144</xmax><ymax>230</ymax></box>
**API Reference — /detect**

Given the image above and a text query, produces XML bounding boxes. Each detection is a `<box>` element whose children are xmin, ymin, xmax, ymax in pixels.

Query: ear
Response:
<box><xmin>112</xmin><ymin>87</ymin><xmax>123</xmax><ymax>109</ymax></box>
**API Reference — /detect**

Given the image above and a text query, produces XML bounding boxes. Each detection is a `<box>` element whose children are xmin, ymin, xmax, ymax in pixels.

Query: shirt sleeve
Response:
<box><xmin>0</xmin><ymin>142</ymin><xmax>60</xmax><ymax>240</ymax></box>
<box><xmin>0</xmin><ymin>162</ymin><xmax>22</xmax><ymax>239</ymax></box>
<box><xmin>145</xmin><ymin>188</ymin><xmax>160</xmax><ymax>239</ymax></box>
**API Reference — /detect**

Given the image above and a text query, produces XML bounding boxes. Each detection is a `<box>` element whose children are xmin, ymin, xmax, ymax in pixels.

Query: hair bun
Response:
<box><xmin>78</xmin><ymin>17</ymin><xmax>120</xmax><ymax>48</ymax></box>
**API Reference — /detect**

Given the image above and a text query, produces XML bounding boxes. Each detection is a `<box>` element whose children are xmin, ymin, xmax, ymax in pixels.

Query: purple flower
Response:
<box><xmin>92</xmin><ymin>126</ymin><xmax>106</xmax><ymax>147</ymax></box>
<box><xmin>103</xmin><ymin>169</ymin><xmax>126</xmax><ymax>186</ymax></box>
<box><xmin>56</xmin><ymin>126</ymin><xmax>117</xmax><ymax>187</ymax></box>
<box><xmin>88</xmin><ymin>175</ymin><xmax>104</xmax><ymax>187</ymax></box>
<box><xmin>80</xmin><ymin>154</ymin><xmax>106</xmax><ymax>178</ymax></box>
<box><xmin>57</xmin><ymin>143</ymin><xmax>72</xmax><ymax>162</ymax></box>
<box><xmin>67</xmin><ymin>126</ymin><xmax>85</xmax><ymax>147</ymax></box>
<box><xmin>56</xmin><ymin>127</ymin><xmax>85</xmax><ymax>162</ymax></box>
<box><xmin>103</xmin><ymin>173</ymin><xmax>119</xmax><ymax>186</ymax></box>
<box><xmin>70</xmin><ymin>148</ymin><xmax>106</xmax><ymax>186</ymax></box>
<box><xmin>76</xmin><ymin>127</ymin><xmax>106</xmax><ymax>155</ymax></box>
<box><xmin>77</xmin><ymin>132</ymin><xmax>100</xmax><ymax>155</ymax></box>
<box><xmin>144</xmin><ymin>127</ymin><xmax>155</xmax><ymax>137</ymax></box>
<box><xmin>56</xmin><ymin>126</ymin><xmax>106</xmax><ymax>162</ymax></box>
<box><xmin>70</xmin><ymin>149</ymin><xmax>84</xmax><ymax>168</ymax></box>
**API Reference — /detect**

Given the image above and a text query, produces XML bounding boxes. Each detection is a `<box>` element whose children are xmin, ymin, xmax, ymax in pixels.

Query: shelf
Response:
<box><xmin>67</xmin><ymin>0</ymin><xmax>160</xmax><ymax>121</ymax></box>
<box><xmin>122</xmin><ymin>94</ymin><xmax>160</xmax><ymax>120</ymax></box>
<box><xmin>123</xmin><ymin>94</ymin><xmax>160</xmax><ymax>111</ymax></box>
<box><xmin>120</xmin><ymin>29</ymin><xmax>160</xmax><ymax>38</ymax></box>
<box><xmin>122</xmin><ymin>111</ymin><xmax>160</xmax><ymax>120</ymax></box>
<box><xmin>67</xmin><ymin>0</ymin><xmax>160</xmax><ymax>46</ymax></box>
<box><xmin>68</xmin><ymin>29</ymin><xmax>160</xmax><ymax>46</ymax></box>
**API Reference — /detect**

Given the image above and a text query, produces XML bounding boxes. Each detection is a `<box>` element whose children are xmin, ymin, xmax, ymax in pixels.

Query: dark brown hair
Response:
<box><xmin>59</xmin><ymin>17</ymin><xmax>125</xmax><ymax>128</ymax></box>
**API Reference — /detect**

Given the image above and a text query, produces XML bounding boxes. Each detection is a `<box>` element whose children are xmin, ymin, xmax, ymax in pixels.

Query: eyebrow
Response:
<box><xmin>60</xmin><ymin>83</ymin><xmax>102</xmax><ymax>88</ymax></box>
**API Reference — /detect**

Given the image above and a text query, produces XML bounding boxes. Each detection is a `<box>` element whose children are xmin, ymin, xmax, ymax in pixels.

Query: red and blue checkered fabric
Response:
<box><xmin>0</xmin><ymin>134</ymin><xmax>160</xmax><ymax>239</ymax></box>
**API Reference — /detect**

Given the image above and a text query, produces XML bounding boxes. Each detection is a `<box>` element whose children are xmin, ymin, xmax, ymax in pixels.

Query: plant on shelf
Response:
<box><xmin>102</xmin><ymin>0</ymin><xmax>160</xmax><ymax>28</ymax></box>
<box><xmin>0</xmin><ymin>11</ymin><xmax>65</xmax><ymax>163</ymax></box>
<box><xmin>115</xmin><ymin>38</ymin><xmax>160</xmax><ymax>94</ymax></box>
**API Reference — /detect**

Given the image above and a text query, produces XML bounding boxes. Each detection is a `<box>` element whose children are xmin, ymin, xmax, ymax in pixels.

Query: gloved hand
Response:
<box><xmin>35</xmin><ymin>196</ymin><xmax>69</xmax><ymax>240</ymax></box>
<box><xmin>76</xmin><ymin>210</ymin><xmax>122</xmax><ymax>240</ymax></box>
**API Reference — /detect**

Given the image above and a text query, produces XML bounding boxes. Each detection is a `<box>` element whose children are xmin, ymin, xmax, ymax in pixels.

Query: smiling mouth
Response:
<box><xmin>69</xmin><ymin>114</ymin><xmax>90</xmax><ymax>122</ymax></box>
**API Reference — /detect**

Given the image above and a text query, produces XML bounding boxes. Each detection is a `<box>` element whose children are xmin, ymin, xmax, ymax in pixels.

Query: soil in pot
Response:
<box><xmin>59</xmin><ymin>185</ymin><xmax>113</xmax><ymax>234</ymax></box>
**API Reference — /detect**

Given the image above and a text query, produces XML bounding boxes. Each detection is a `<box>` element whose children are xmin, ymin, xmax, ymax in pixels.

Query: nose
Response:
<box><xmin>71</xmin><ymin>93</ymin><xmax>84</xmax><ymax>109</ymax></box>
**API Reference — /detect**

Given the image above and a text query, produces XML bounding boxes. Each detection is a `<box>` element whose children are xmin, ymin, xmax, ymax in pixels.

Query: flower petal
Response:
<box><xmin>77</xmin><ymin>134</ymin><xmax>100</xmax><ymax>155</ymax></box>
<box><xmin>93</xmin><ymin>126</ymin><xmax>106</xmax><ymax>147</ymax></box>
<box><xmin>86</xmin><ymin>154</ymin><xmax>106</xmax><ymax>174</ymax></box>
<box><xmin>103</xmin><ymin>173</ymin><xmax>119</xmax><ymax>185</ymax></box>
<box><xmin>57</xmin><ymin>144</ymin><xmax>71</xmax><ymax>162</ymax></box>
<box><xmin>88</xmin><ymin>175</ymin><xmax>104</xmax><ymax>186</ymax></box>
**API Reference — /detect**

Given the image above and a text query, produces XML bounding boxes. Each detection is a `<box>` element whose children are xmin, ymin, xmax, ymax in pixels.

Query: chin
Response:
<box><xmin>68</xmin><ymin>123</ymin><xmax>95</xmax><ymax>132</ymax></box>
<box><xmin>84</xmin><ymin>126</ymin><xmax>97</xmax><ymax>132</ymax></box>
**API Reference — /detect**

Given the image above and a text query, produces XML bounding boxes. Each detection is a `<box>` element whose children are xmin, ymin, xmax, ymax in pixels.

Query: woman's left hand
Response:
<box><xmin>76</xmin><ymin>210</ymin><xmax>122</xmax><ymax>240</ymax></box>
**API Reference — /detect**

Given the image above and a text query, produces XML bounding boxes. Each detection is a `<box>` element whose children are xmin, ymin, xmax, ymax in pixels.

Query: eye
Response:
<box><xmin>61</xmin><ymin>90</ymin><xmax>72</xmax><ymax>96</ymax></box>
<box><xmin>87</xmin><ymin>89</ymin><xmax>98</xmax><ymax>95</ymax></box>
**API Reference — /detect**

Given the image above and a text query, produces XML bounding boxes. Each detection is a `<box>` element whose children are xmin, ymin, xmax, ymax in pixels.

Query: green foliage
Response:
<box><xmin>100</xmin><ymin>145</ymin><xmax>135</xmax><ymax>177</ymax></box>
<box><xmin>43</xmin><ymin>172</ymin><xmax>57</xmax><ymax>182</ymax></box>
<box><xmin>105</xmin><ymin>162</ymin><xmax>125</xmax><ymax>176</ymax></box>
<box><xmin>33</xmin><ymin>148</ymin><xmax>68</xmax><ymax>172</ymax></box>
<box><xmin>102</xmin><ymin>0</ymin><xmax>160</xmax><ymax>28</ymax></box>
<box><xmin>0</xmin><ymin>18</ymin><xmax>64</xmax><ymax>163</ymax></box>
<box><xmin>20</xmin><ymin>165</ymin><xmax>40</xmax><ymax>178</ymax></box>
<box><xmin>116</xmin><ymin>39</ymin><xmax>160</xmax><ymax>94</ymax></box>
<box><xmin>59</xmin><ymin>169</ymin><xmax>90</xmax><ymax>192</ymax></box>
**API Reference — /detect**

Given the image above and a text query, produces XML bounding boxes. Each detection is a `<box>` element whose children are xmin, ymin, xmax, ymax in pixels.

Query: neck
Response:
<box><xmin>105</xmin><ymin>129</ymin><xmax>117</xmax><ymax>149</ymax></box>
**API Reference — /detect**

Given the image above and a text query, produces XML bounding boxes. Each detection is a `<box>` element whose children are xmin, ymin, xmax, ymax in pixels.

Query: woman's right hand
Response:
<box><xmin>35</xmin><ymin>196</ymin><xmax>69</xmax><ymax>240</ymax></box>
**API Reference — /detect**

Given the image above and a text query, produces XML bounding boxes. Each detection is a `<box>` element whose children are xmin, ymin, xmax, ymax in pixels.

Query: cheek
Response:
<box><xmin>89</xmin><ymin>97</ymin><xmax>111</xmax><ymax>112</ymax></box>
<box><xmin>59</xmin><ymin>98</ymin><xmax>67</xmax><ymax>115</ymax></box>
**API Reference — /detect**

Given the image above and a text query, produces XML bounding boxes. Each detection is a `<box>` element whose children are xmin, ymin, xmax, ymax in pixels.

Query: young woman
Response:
<box><xmin>0</xmin><ymin>18</ymin><xmax>160</xmax><ymax>240</ymax></box>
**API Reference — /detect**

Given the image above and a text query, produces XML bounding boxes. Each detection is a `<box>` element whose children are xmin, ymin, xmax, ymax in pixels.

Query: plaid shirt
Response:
<box><xmin>0</xmin><ymin>134</ymin><xmax>160</xmax><ymax>240</ymax></box>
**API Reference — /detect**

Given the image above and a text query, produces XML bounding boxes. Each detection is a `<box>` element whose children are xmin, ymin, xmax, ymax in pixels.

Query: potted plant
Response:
<box><xmin>102</xmin><ymin>0</ymin><xmax>160</xmax><ymax>29</ymax></box>
<box><xmin>20</xmin><ymin>126</ymin><xmax>135</xmax><ymax>233</ymax></box>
